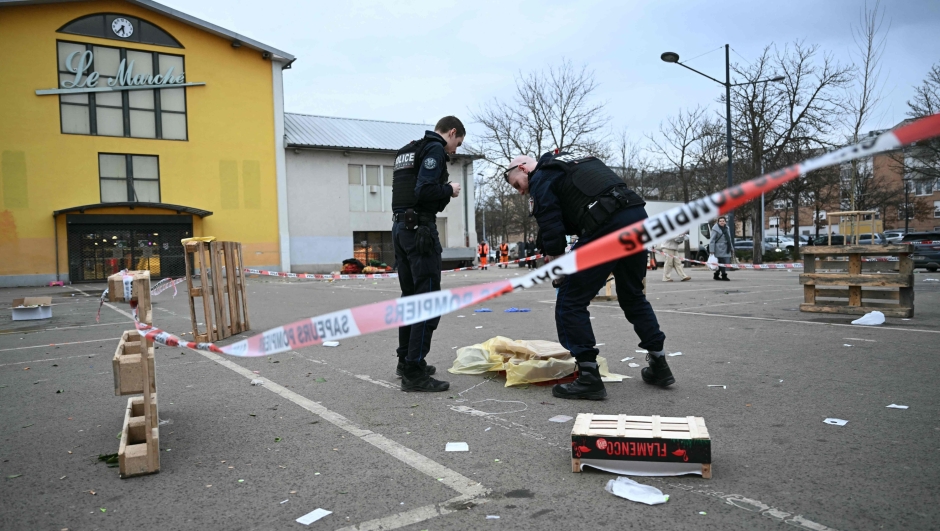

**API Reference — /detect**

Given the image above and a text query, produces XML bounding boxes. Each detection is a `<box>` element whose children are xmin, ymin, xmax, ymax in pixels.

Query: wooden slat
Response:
<box><xmin>236</xmin><ymin>243</ymin><xmax>250</xmax><ymax>331</ymax></box>
<box><xmin>802</xmin><ymin>244</ymin><xmax>913</xmax><ymax>255</ymax></box>
<box><xmin>616</xmin><ymin>415</ymin><xmax>626</xmax><ymax>437</ymax></box>
<box><xmin>224</xmin><ymin>243</ymin><xmax>239</xmax><ymax>334</ymax></box>
<box><xmin>814</xmin><ymin>289</ymin><xmax>899</xmax><ymax>301</ymax></box>
<box><xmin>804</xmin><ymin>285</ymin><xmax>816</xmax><ymax>304</ymax></box>
<box><xmin>799</xmin><ymin>273</ymin><xmax>912</xmax><ymax>287</ymax></box>
<box><xmin>651</xmin><ymin>416</ymin><xmax>661</xmax><ymax>438</ymax></box>
<box><xmin>687</xmin><ymin>416</ymin><xmax>700</xmax><ymax>439</ymax></box>
<box><xmin>800</xmin><ymin>302</ymin><xmax>912</xmax><ymax>318</ymax></box>
<box><xmin>817</xmin><ymin>261</ymin><xmax>899</xmax><ymax>271</ymax></box>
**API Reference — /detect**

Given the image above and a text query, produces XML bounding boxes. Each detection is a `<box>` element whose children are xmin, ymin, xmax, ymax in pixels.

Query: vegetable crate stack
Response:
<box><xmin>108</xmin><ymin>270</ymin><xmax>160</xmax><ymax>478</ymax></box>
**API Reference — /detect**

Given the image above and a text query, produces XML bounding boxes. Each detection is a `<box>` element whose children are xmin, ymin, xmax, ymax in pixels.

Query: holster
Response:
<box><xmin>415</xmin><ymin>225</ymin><xmax>432</xmax><ymax>255</ymax></box>
<box><xmin>579</xmin><ymin>187</ymin><xmax>641</xmax><ymax>236</ymax></box>
<box><xmin>403</xmin><ymin>209</ymin><xmax>418</xmax><ymax>230</ymax></box>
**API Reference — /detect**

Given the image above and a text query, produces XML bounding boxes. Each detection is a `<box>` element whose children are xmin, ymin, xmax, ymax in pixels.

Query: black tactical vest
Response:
<box><xmin>539</xmin><ymin>153</ymin><xmax>643</xmax><ymax>234</ymax></box>
<box><xmin>391</xmin><ymin>136</ymin><xmax>450</xmax><ymax>213</ymax></box>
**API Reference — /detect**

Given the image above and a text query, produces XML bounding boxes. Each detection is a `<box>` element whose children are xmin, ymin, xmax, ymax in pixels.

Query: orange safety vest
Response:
<box><xmin>477</xmin><ymin>243</ymin><xmax>489</xmax><ymax>256</ymax></box>
<box><xmin>499</xmin><ymin>243</ymin><xmax>509</xmax><ymax>256</ymax></box>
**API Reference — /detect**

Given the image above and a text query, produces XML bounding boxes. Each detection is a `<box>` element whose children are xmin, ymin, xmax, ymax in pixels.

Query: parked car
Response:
<box><xmin>764</xmin><ymin>235</ymin><xmax>795</xmax><ymax>251</ymax></box>
<box><xmin>902</xmin><ymin>231</ymin><xmax>940</xmax><ymax>272</ymax></box>
<box><xmin>883</xmin><ymin>229</ymin><xmax>906</xmax><ymax>244</ymax></box>
<box><xmin>810</xmin><ymin>234</ymin><xmax>852</xmax><ymax>246</ymax></box>
<box><xmin>734</xmin><ymin>240</ymin><xmax>787</xmax><ymax>255</ymax></box>
<box><xmin>856</xmin><ymin>233</ymin><xmax>887</xmax><ymax>245</ymax></box>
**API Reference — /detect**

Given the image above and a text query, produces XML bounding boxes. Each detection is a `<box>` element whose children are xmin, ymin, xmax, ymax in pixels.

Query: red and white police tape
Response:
<box><xmin>118</xmin><ymin>113</ymin><xmax>940</xmax><ymax>357</ymax></box>
<box><xmin>653</xmin><ymin>249</ymin><xmax>804</xmax><ymax>270</ymax></box>
<box><xmin>242</xmin><ymin>255</ymin><xmax>545</xmax><ymax>280</ymax></box>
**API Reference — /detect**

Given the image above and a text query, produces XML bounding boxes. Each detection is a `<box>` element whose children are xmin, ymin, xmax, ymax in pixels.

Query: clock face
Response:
<box><xmin>111</xmin><ymin>18</ymin><xmax>134</xmax><ymax>38</ymax></box>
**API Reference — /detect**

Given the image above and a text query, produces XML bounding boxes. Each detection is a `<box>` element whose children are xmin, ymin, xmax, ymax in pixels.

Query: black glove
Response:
<box><xmin>415</xmin><ymin>225</ymin><xmax>432</xmax><ymax>256</ymax></box>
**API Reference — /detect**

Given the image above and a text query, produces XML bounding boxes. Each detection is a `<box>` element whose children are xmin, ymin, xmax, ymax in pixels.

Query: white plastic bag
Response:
<box><xmin>706</xmin><ymin>254</ymin><xmax>719</xmax><ymax>271</ymax></box>
<box><xmin>851</xmin><ymin>311</ymin><xmax>885</xmax><ymax>326</ymax></box>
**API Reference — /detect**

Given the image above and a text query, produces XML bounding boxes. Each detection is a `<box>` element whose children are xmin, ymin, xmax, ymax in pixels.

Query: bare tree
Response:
<box><xmin>728</xmin><ymin>41</ymin><xmax>853</xmax><ymax>260</ymax></box>
<box><xmin>646</xmin><ymin>106</ymin><xmax>708</xmax><ymax>204</ymax></box>
<box><xmin>893</xmin><ymin>63</ymin><xmax>940</xmax><ymax>193</ymax></box>
<box><xmin>470</xmin><ymin>60</ymin><xmax>609</xmax><ymax>241</ymax></box>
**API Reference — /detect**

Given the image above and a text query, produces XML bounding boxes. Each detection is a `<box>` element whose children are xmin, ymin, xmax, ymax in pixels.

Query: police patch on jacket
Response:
<box><xmin>395</xmin><ymin>152</ymin><xmax>416</xmax><ymax>170</ymax></box>
<box><xmin>423</xmin><ymin>157</ymin><xmax>438</xmax><ymax>170</ymax></box>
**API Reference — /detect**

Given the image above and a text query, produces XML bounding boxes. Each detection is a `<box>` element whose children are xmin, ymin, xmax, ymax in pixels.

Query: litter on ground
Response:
<box><xmin>620</xmin><ymin>357</ymin><xmax>634</xmax><ymax>362</ymax></box>
<box><xmin>250</xmin><ymin>379</ymin><xmax>264</xmax><ymax>386</ymax></box>
<box><xmin>667</xmin><ymin>352</ymin><xmax>682</xmax><ymax>357</ymax></box>
<box><xmin>504</xmin><ymin>308</ymin><xmax>530</xmax><ymax>312</ymax></box>
<box><xmin>604</xmin><ymin>476</ymin><xmax>669</xmax><ymax>505</ymax></box>
<box><xmin>323</xmin><ymin>341</ymin><xmax>340</xmax><ymax>347</ymax></box>
<box><xmin>445</xmin><ymin>442</ymin><xmax>469</xmax><ymax>452</ymax></box>
<box><xmin>707</xmin><ymin>385</ymin><xmax>726</xmax><ymax>389</ymax></box>
<box><xmin>886</xmin><ymin>404</ymin><xmax>909</xmax><ymax>409</ymax></box>
<box><xmin>548</xmin><ymin>415</ymin><xmax>574</xmax><ymax>423</ymax></box>
<box><xmin>475</xmin><ymin>308</ymin><xmax>492</xmax><ymax>313</ymax></box>
<box><xmin>824</xmin><ymin>418</ymin><xmax>848</xmax><ymax>426</ymax></box>
<box><xmin>628</xmin><ymin>363</ymin><xmax>640</xmax><ymax>368</ymax></box>
<box><xmin>851</xmin><ymin>311</ymin><xmax>885</xmax><ymax>326</ymax></box>
<box><xmin>296</xmin><ymin>508</ymin><xmax>332</xmax><ymax>525</ymax></box>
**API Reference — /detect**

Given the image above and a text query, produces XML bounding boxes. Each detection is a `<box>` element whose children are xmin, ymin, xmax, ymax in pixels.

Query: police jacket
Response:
<box><xmin>391</xmin><ymin>131</ymin><xmax>453</xmax><ymax>215</ymax></box>
<box><xmin>528</xmin><ymin>151</ymin><xmax>643</xmax><ymax>256</ymax></box>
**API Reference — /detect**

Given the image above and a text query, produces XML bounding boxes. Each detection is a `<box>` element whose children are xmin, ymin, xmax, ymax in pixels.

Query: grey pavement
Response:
<box><xmin>1</xmin><ymin>264</ymin><xmax>938</xmax><ymax>530</ymax></box>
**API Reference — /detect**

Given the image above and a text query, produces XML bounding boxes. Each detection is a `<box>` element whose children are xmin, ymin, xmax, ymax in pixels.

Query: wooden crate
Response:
<box><xmin>107</xmin><ymin>270</ymin><xmax>153</xmax><ymax>324</ymax></box>
<box><xmin>571</xmin><ymin>413</ymin><xmax>711</xmax><ymax>478</ymax></box>
<box><xmin>112</xmin><ymin>330</ymin><xmax>156</xmax><ymax>396</ymax></box>
<box><xmin>800</xmin><ymin>245</ymin><xmax>914</xmax><ymax>318</ymax></box>
<box><xmin>184</xmin><ymin>241</ymin><xmax>250</xmax><ymax>342</ymax></box>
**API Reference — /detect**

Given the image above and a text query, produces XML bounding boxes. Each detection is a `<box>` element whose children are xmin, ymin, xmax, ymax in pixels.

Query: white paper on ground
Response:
<box><xmin>707</xmin><ymin>385</ymin><xmax>726</xmax><ymax>389</ymax></box>
<box><xmin>604</xmin><ymin>476</ymin><xmax>669</xmax><ymax>505</ymax></box>
<box><xmin>486</xmin><ymin>515</ymin><xmax>500</xmax><ymax>519</ymax></box>
<box><xmin>601</xmin><ymin>375</ymin><xmax>624</xmax><ymax>383</ymax></box>
<box><xmin>322</xmin><ymin>341</ymin><xmax>340</xmax><ymax>347</ymax></box>
<box><xmin>296</xmin><ymin>508</ymin><xmax>332</xmax><ymax>525</ymax></box>
<box><xmin>628</xmin><ymin>363</ymin><xmax>640</xmax><ymax>368</ymax></box>
<box><xmin>620</xmin><ymin>357</ymin><xmax>634</xmax><ymax>362</ymax></box>
<box><xmin>580</xmin><ymin>458</ymin><xmax>704</xmax><ymax>477</ymax></box>
<box><xmin>667</xmin><ymin>352</ymin><xmax>682</xmax><ymax>357</ymax></box>
<box><xmin>549</xmin><ymin>415</ymin><xmax>573</xmax><ymax>423</ymax></box>
<box><xmin>636</xmin><ymin>350</ymin><xmax>648</xmax><ymax>353</ymax></box>
<box><xmin>824</xmin><ymin>418</ymin><xmax>848</xmax><ymax>426</ymax></box>
<box><xmin>445</xmin><ymin>442</ymin><xmax>469</xmax><ymax>452</ymax></box>
<box><xmin>475</xmin><ymin>326</ymin><xmax>483</xmax><ymax>329</ymax></box>
<box><xmin>843</xmin><ymin>344</ymin><xmax>853</xmax><ymax>347</ymax></box>
<box><xmin>886</xmin><ymin>404</ymin><xmax>909</xmax><ymax>409</ymax></box>
<box><xmin>250</xmin><ymin>379</ymin><xmax>264</xmax><ymax>386</ymax></box>
<box><xmin>851</xmin><ymin>311</ymin><xmax>885</xmax><ymax>326</ymax></box>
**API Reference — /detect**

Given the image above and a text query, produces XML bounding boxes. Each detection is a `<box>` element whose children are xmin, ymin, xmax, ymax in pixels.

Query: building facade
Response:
<box><xmin>284</xmin><ymin>114</ymin><xmax>478</xmax><ymax>272</ymax></box>
<box><xmin>0</xmin><ymin>0</ymin><xmax>293</xmax><ymax>286</ymax></box>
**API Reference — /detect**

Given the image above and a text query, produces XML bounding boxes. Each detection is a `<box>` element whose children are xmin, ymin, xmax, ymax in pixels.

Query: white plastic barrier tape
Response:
<box><xmin>242</xmin><ymin>255</ymin><xmax>544</xmax><ymax>280</ymax></box>
<box><xmin>124</xmin><ymin>113</ymin><xmax>940</xmax><ymax>357</ymax></box>
<box><xmin>654</xmin><ymin>249</ymin><xmax>804</xmax><ymax>270</ymax></box>
<box><xmin>150</xmin><ymin>277</ymin><xmax>186</xmax><ymax>296</ymax></box>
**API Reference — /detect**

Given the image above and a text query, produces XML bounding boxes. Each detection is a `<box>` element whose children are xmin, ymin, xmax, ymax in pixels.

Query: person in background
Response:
<box><xmin>708</xmin><ymin>216</ymin><xmax>733</xmax><ymax>281</ymax></box>
<box><xmin>661</xmin><ymin>232</ymin><xmax>691</xmax><ymax>282</ymax></box>
<box><xmin>498</xmin><ymin>241</ymin><xmax>510</xmax><ymax>268</ymax></box>
<box><xmin>477</xmin><ymin>240</ymin><xmax>489</xmax><ymax>269</ymax></box>
<box><xmin>525</xmin><ymin>235</ymin><xmax>538</xmax><ymax>269</ymax></box>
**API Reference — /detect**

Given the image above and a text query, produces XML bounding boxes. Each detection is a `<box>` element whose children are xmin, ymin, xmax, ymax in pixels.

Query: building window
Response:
<box><xmin>58</xmin><ymin>40</ymin><xmax>188</xmax><ymax>140</ymax></box>
<box><xmin>57</xmin><ymin>13</ymin><xmax>183</xmax><ymax>48</ymax></box>
<box><xmin>914</xmin><ymin>180</ymin><xmax>935</xmax><ymax>196</ymax></box>
<box><xmin>897</xmin><ymin>204</ymin><xmax>915</xmax><ymax>220</ymax></box>
<box><xmin>99</xmin><ymin>153</ymin><xmax>160</xmax><ymax>203</ymax></box>
<box><xmin>934</xmin><ymin>200</ymin><xmax>940</xmax><ymax>218</ymax></box>
<box><xmin>349</xmin><ymin>164</ymin><xmax>394</xmax><ymax>212</ymax></box>
<box><xmin>353</xmin><ymin>231</ymin><xmax>394</xmax><ymax>266</ymax></box>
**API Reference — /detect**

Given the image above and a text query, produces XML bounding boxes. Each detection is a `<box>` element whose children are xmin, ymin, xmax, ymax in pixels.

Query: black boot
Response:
<box><xmin>396</xmin><ymin>358</ymin><xmax>436</xmax><ymax>378</ymax></box>
<box><xmin>720</xmin><ymin>274</ymin><xmax>730</xmax><ymax>281</ymax></box>
<box><xmin>552</xmin><ymin>361</ymin><xmax>607</xmax><ymax>400</ymax></box>
<box><xmin>641</xmin><ymin>353</ymin><xmax>675</xmax><ymax>387</ymax></box>
<box><xmin>713</xmin><ymin>271</ymin><xmax>721</xmax><ymax>280</ymax></box>
<box><xmin>401</xmin><ymin>361</ymin><xmax>449</xmax><ymax>392</ymax></box>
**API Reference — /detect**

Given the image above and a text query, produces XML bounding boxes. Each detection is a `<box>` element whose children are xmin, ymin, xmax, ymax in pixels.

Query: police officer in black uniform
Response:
<box><xmin>504</xmin><ymin>152</ymin><xmax>675</xmax><ymax>400</ymax></box>
<box><xmin>391</xmin><ymin>116</ymin><xmax>465</xmax><ymax>392</ymax></box>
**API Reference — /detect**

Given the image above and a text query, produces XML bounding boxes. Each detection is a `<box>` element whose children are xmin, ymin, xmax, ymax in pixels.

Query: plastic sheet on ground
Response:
<box><xmin>447</xmin><ymin>336</ymin><xmax>629</xmax><ymax>387</ymax></box>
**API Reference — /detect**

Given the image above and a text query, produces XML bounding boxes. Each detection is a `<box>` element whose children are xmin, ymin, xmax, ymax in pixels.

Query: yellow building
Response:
<box><xmin>0</xmin><ymin>0</ymin><xmax>294</xmax><ymax>286</ymax></box>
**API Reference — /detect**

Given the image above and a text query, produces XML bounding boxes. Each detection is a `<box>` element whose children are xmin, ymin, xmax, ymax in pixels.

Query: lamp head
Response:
<box><xmin>661</xmin><ymin>52</ymin><xmax>680</xmax><ymax>63</ymax></box>
<box><xmin>771</xmin><ymin>75</ymin><xmax>785</xmax><ymax>82</ymax></box>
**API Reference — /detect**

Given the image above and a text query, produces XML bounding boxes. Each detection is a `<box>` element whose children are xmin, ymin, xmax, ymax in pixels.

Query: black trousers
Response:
<box><xmin>393</xmin><ymin>221</ymin><xmax>442</xmax><ymax>363</ymax></box>
<box><xmin>554</xmin><ymin>206</ymin><xmax>666</xmax><ymax>361</ymax></box>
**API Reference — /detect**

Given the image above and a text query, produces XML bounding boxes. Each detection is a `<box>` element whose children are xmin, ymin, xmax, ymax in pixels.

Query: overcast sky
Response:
<box><xmin>166</xmin><ymin>0</ymin><xmax>940</xmax><ymax>145</ymax></box>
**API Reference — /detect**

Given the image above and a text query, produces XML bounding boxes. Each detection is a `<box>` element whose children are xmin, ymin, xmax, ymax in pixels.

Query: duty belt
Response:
<box><xmin>392</xmin><ymin>212</ymin><xmax>436</xmax><ymax>223</ymax></box>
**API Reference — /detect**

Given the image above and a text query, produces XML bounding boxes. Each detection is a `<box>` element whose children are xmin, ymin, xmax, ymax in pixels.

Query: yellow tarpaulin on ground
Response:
<box><xmin>448</xmin><ymin>336</ymin><xmax>629</xmax><ymax>387</ymax></box>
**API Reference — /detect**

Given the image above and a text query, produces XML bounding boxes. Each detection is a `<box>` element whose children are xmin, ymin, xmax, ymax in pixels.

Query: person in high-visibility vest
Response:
<box><xmin>477</xmin><ymin>240</ymin><xmax>489</xmax><ymax>269</ymax></box>
<box><xmin>498</xmin><ymin>242</ymin><xmax>510</xmax><ymax>267</ymax></box>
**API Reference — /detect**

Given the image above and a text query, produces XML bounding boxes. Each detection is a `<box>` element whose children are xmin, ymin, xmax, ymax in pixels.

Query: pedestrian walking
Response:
<box><xmin>708</xmin><ymin>216</ymin><xmax>733</xmax><ymax>281</ymax></box>
<box><xmin>525</xmin><ymin>236</ymin><xmax>538</xmax><ymax>269</ymax></box>
<box><xmin>661</xmin><ymin>233</ymin><xmax>691</xmax><ymax>282</ymax></box>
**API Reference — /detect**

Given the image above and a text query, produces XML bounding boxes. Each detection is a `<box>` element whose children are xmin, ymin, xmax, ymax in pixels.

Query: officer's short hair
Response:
<box><xmin>435</xmin><ymin>116</ymin><xmax>466</xmax><ymax>137</ymax></box>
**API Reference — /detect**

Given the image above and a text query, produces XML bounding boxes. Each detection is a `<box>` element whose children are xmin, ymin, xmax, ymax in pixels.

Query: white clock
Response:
<box><xmin>112</xmin><ymin>17</ymin><xmax>133</xmax><ymax>38</ymax></box>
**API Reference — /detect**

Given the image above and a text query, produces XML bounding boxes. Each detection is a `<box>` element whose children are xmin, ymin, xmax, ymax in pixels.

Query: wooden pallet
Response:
<box><xmin>571</xmin><ymin>413</ymin><xmax>711</xmax><ymax>478</ymax></box>
<box><xmin>800</xmin><ymin>245</ymin><xmax>914</xmax><ymax>318</ymax></box>
<box><xmin>593</xmin><ymin>274</ymin><xmax>617</xmax><ymax>301</ymax></box>
<box><xmin>112</xmin><ymin>330</ymin><xmax>156</xmax><ymax>396</ymax></box>
<box><xmin>107</xmin><ymin>270</ymin><xmax>153</xmax><ymax>324</ymax></box>
<box><xmin>183</xmin><ymin>241</ymin><xmax>250</xmax><ymax>342</ymax></box>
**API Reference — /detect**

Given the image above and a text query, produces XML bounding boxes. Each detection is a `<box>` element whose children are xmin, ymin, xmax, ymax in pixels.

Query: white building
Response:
<box><xmin>284</xmin><ymin>114</ymin><xmax>479</xmax><ymax>272</ymax></box>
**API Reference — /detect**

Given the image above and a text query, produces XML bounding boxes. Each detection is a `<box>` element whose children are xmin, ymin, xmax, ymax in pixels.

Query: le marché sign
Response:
<box><xmin>36</xmin><ymin>50</ymin><xmax>205</xmax><ymax>96</ymax></box>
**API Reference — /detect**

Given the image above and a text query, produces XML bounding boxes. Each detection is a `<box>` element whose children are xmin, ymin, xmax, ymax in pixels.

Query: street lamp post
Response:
<box><xmin>661</xmin><ymin>46</ymin><xmax>784</xmax><ymax>242</ymax></box>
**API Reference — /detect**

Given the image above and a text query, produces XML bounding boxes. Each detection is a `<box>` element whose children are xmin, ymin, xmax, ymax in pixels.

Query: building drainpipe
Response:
<box><xmin>462</xmin><ymin>160</ymin><xmax>470</xmax><ymax>247</ymax></box>
<box><xmin>53</xmin><ymin>214</ymin><xmax>60</xmax><ymax>282</ymax></box>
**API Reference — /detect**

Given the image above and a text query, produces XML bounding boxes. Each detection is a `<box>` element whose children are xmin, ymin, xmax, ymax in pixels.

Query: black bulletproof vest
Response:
<box><xmin>391</xmin><ymin>136</ymin><xmax>450</xmax><ymax>213</ymax></box>
<box><xmin>539</xmin><ymin>153</ymin><xmax>642</xmax><ymax>234</ymax></box>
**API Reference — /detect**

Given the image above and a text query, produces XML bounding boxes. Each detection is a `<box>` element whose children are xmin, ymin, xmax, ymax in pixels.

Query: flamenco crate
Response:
<box><xmin>571</xmin><ymin>413</ymin><xmax>711</xmax><ymax>478</ymax></box>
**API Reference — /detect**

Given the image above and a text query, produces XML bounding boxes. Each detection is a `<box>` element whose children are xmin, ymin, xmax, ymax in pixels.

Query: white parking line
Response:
<box><xmin>0</xmin><ymin>337</ymin><xmax>120</xmax><ymax>354</ymax></box>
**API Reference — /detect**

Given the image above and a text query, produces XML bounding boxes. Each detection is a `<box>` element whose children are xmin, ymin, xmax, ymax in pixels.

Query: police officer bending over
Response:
<box><xmin>391</xmin><ymin>116</ymin><xmax>464</xmax><ymax>392</ymax></box>
<box><xmin>504</xmin><ymin>152</ymin><xmax>675</xmax><ymax>400</ymax></box>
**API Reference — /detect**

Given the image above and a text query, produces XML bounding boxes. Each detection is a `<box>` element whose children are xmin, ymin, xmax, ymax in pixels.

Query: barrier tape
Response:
<box><xmin>242</xmin><ymin>255</ymin><xmax>545</xmax><ymax>280</ymax></box>
<box><xmin>654</xmin><ymin>249</ymin><xmax>804</xmax><ymax>270</ymax></box>
<box><xmin>150</xmin><ymin>277</ymin><xmax>186</xmax><ymax>296</ymax></box>
<box><xmin>114</xmin><ymin>113</ymin><xmax>940</xmax><ymax>358</ymax></box>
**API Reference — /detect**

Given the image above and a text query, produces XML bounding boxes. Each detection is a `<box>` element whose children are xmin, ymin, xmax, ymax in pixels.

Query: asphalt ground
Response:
<box><xmin>1</xmin><ymin>263</ymin><xmax>939</xmax><ymax>531</ymax></box>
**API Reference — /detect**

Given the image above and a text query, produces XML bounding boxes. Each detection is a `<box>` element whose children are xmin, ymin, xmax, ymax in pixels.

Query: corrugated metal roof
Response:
<box><xmin>285</xmin><ymin>113</ymin><xmax>477</xmax><ymax>156</ymax></box>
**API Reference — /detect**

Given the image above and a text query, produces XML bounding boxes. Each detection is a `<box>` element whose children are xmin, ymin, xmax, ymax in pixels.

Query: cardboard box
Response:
<box><xmin>571</xmin><ymin>413</ymin><xmax>711</xmax><ymax>478</ymax></box>
<box><xmin>11</xmin><ymin>297</ymin><xmax>53</xmax><ymax>321</ymax></box>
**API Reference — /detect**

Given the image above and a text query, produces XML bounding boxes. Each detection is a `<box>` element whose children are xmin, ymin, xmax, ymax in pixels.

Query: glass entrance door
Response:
<box><xmin>66</xmin><ymin>217</ymin><xmax>192</xmax><ymax>281</ymax></box>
